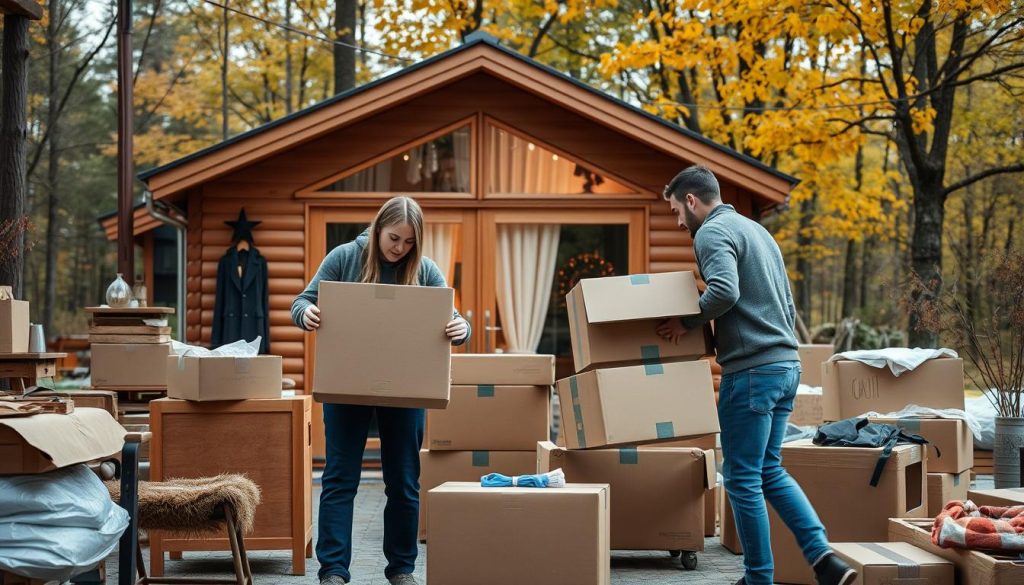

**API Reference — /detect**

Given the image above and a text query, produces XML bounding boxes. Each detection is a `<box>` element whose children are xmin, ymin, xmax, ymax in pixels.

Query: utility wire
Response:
<box><xmin>192</xmin><ymin>0</ymin><xmax>413</xmax><ymax>63</ymax></box>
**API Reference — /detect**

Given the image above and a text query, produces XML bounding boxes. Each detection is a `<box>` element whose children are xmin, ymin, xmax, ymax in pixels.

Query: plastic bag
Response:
<box><xmin>828</xmin><ymin>347</ymin><xmax>958</xmax><ymax>377</ymax></box>
<box><xmin>170</xmin><ymin>337</ymin><xmax>261</xmax><ymax>358</ymax></box>
<box><xmin>0</xmin><ymin>465</ymin><xmax>129</xmax><ymax>581</ymax></box>
<box><xmin>966</xmin><ymin>395</ymin><xmax>997</xmax><ymax>450</ymax></box>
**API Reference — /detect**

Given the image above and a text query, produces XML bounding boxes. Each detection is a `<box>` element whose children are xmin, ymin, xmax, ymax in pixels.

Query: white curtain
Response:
<box><xmin>422</xmin><ymin>223</ymin><xmax>457</xmax><ymax>286</ymax></box>
<box><xmin>338</xmin><ymin>159</ymin><xmax>392</xmax><ymax>191</ymax></box>
<box><xmin>496</xmin><ymin>224</ymin><xmax>561</xmax><ymax>353</ymax></box>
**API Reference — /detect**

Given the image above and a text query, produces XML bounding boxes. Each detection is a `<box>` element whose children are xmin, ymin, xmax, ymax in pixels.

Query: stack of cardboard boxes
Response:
<box><xmin>542</xmin><ymin>272</ymin><xmax>719</xmax><ymax>561</ymax></box>
<box><xmin>419</xmin><ymin>353</ymin><xmax>555</xmax><ymax>541</ymax></box>
<box><xmin>87</xmin><ymin>306</ymin><xmax>175</xmax><ymax>391</ymax></box>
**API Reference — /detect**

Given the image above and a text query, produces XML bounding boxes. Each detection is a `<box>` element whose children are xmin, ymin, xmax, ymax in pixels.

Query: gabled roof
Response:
<box><xmin>140</xmin><ymin>32</ymin><xmax>797</xmax><ymax>203</ymax></box>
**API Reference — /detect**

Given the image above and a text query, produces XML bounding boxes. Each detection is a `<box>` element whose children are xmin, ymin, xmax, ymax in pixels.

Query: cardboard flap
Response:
<box><xmin>0</xmin><ymin>286</ymin><xmax>12</xmax><ymax>300</ymax></box>
<box><xmin>536</xmin><ymin>441</ymin><xmax>559</xmax><ymax>473</ymax></box>
<box><xmin>578</xmin><ymin>272</ymin><xmax>700</xmax><ymax>324</ymax></box>
<box><xmin>701</xmin><ymin>449</ymin><xmax>717</xmax><ymax>488</ymax></box>
<box><xmin>0</xmin><ymin>408</ymin><xmax>125</xmax><ymax>467</ymax></box>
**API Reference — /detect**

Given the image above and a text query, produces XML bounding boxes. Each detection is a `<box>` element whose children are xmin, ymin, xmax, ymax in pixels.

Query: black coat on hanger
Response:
<box><xmin>211</xmin><ymin>245</ymin><xmax>270</xmax><ymax>354</ymax></box>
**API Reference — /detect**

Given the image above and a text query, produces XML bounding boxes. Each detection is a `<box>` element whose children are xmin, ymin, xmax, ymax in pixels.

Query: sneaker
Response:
<box><xmin>814</xmin><ymin>552</ymin><xmax>857</xmax><ymax>585</ymax></box>
<box><xmin>320</xmin><ymin>576</ymin><xmax>348</xmax><ymax>585</ymax></box>
<box><xmin>388</xmin><ymin>575</ymin><xmax>418</xmax><ymax>585</ymax></box>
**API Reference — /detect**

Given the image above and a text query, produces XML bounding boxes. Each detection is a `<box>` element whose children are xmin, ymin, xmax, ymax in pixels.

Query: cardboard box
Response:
<box><xmin>870</xmin><ymin>417</ymin><xmax>973</xmax><ymax>473</ymax></box>
<box><xmin>967</xmin><ymin>487</ymin><xmax>1024</xmax><ymax>508</ymax></box>
<box><xmin>822</xmin><ymin>357</ymin><xmax>965</xmax><ymax>421</ymax></box>
<box><xmin>720</xmin><ymin>490</ymin><xmax>741</xmax><ymax>554</ymax></box>
<box><xmin>0</xmin><ymin>570</ymin><xmax>49</xmax><ymax>585</ymax></box>
<box><xmin>426</xmin><ymin>385</ymin><xmax>549</xmax><ymax>451</ymax></box>
<box><xmin>0</xmin><ymin>286</ymin><xmax>29</xmax><ymax>353</ymax></box>
<box><xmin>889</xmin><ymin>518</ymin><xmax>1024</xmax><ymax>585</ymax></box>
<box><xmin>555</xmin><ymin>360</ymin><xmax>719</xmax><ymax>449</ymax></box>
<box><xmin>313</xmin><ymin>281</ymin><xmax>452</xmax><ymax>408</ymax></box>
<box><xmin>771</xmin><ymin>440</ymin><xmax>927</xmax><ymax>584</ymax></box>
<box><xmin>831</xmin><ymin>542</ymin><xmax>954</xmax><ymax>585</ymax></box>
<box><xmin>705</xmin><ymin>485</ymin><xmax>717</xmax><ymax>537</ymax></box>
<box><xmin>798</xmin><ymin>344</ymin><xmax>834</xmax><ymax>387</ymax></box>
<box><xmin>450</xmin><ymin>353</ymin><xmax>555</xmax><ymax>385</ymax></box>
<box><xmin>566</xmin><ymin>271</ymin><xmax>705</xmax><ymax>372</ymax></box>
<box><xmin>928</xmin><ymin>471</ymin><xmax>970</xmax><ymax>517</ymax></box>
<box><xmin>538</xmin><ymin>441</ymin><xmax>713</xmax><ymax>551</ymax></box>
<box><xmin>0</xmin><ymin>408</ymin><xmax>125</xmax><ymax>474</ymax></box>
<box><xmin>166</xmin><ymin>355</ymin><xmax>282</xmax><ymax>401</ymax></box>
<box><xmin>791</xmin><ymin>392</ymin><xmax>824</xmax><ymax>427</ymax></box>
<box><xmin>427</xmin><ymin>482</ymin><xmax>610</xmax><ymax>585</ymax></box>
<box><xmin>660</xmin><ymin>433</ymin><xmax>717</xmax><ymax>450</ymax></box>
<box><xmin>90</xmin><ymin>343</ymin><xmax>171</xmax><ymax>387</ymax></box>
<box><xmin>419</xmin><ymin>450</ymin><xmax>536</xmax><ymax>541</ymax></box>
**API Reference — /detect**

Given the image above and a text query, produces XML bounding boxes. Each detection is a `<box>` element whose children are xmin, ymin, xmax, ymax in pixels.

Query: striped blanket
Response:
<box><xmin>932</xmin><ymin>500</ymin><xmax>1024</xmax><ymax>552</ymax></box>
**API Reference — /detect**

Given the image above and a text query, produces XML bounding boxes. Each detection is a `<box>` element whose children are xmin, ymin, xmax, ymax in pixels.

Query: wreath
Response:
<box><xmin>557</xmin><ymin>252</ymin><xmax>616</xmax><ymax>308</ymax></box>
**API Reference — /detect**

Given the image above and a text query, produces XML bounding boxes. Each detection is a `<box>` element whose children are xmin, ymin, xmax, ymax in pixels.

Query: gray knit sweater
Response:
<box><xmin>680</xmin><ymin>204</ymin><xmax>799</xmax><ymax>374</ymax></box>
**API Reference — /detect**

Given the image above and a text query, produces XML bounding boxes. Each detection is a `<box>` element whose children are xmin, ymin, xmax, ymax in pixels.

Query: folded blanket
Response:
<box><xmin>480</xmin><ymin>469</ymin><xmax>565</xmax><ymax>488</ymax></box>
<box><xmin>932</xmin><ymin>500</ymin><xmax>1024</xmax><ymax>552</ymax></box>
<box><xmin>829</xmin><ymin>347</ymin><xmax>958</xmax><ymax>376</ymax></box>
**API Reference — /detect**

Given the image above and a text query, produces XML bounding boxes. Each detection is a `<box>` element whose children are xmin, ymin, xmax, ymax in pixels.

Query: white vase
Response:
<box><xmin>105</xmin><ymin>273</ymin><xmax>133</xmax><ymax>308</ymax></box>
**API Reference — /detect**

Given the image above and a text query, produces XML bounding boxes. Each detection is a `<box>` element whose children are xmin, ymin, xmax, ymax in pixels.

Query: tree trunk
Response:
<box><xmin>0</xmin><ymin>14</ymin><xmax>30</xmax><ymax>298</ymax></box>
<box><xmin>841</xmin><ymin>239</ymin><xmax>857</xmax><ymax>319</ymax></box>
<box><xmin>859</xmin><ymin>236</ymin><xmax>873</xmax><ymax>310</ymax></box>
<box><xmin>908</xmin><ymin>176</ymin><xmax>945</xmax><ymax>348</ymax></box>
<box><xmin>284</xmin><ymin>0</ymin><xmax>292</xmax><ymax>114</ymax></box>
<box><xmin>44</xmin><ymin>0</ymin><xmax>61</xmax><ymax>337</ymax></box>
<box><xmin>221</xmin><ymin>1</ymin><xmax>229</xmax><ymax>139</ymax></box>
<box><xmin>333</xmin><ymin>0</ymin><xmax>356</xmax><ymax>93</ymax></box>
<box><xmin>795</xmin><ymin>196</ymin><xmax>814</xmax><ymax>326</ymax></box>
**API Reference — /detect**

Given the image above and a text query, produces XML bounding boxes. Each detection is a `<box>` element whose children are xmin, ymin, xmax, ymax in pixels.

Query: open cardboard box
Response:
<box><xmin>0</xmin><ymin>408</ymin><xmax>125</xmax><ymax>475</ymax></box>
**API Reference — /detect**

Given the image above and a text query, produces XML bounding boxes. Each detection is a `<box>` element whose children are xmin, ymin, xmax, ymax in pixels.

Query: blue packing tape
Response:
<box><xmin>619</xmin><ymin>448</ymin><xmax>639</xmax><ymax>465</ymax></box>
<box><xmin>472</xmin><ymin>451</ymin><xmax>490</xmax><ymax>467</ymax></box>
<box><xmin>477</xmin><ymin>384</ymin><xmax>495</xmax><ymax>397</ymax></box>
<box><xmin>570</xmin><ymin>377</ymin><xmax>586</xmax><ymax>449</ymax></box>
<box><xmin>656</xmin><ymin>421</ymin><xmax>675</xmax><ymax>439</ymax></box>
<box><xmin>629</xmin><ymin>274</ymin><xmax>651</xmax><ymax>285</ymax></box>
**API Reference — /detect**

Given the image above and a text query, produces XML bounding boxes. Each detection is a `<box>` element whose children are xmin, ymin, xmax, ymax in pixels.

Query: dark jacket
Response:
<box><xmin>212</xmin><ymin>246</ymin><xmax>271</xmax><ymax>353</ymax></box>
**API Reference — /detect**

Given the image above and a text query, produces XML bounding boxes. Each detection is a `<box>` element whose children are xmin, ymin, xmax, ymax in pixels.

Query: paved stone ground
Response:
<box><xmin>105</xmin><ymin>472</ymin><xmax>746</xmax><ymax>585</ymax></box>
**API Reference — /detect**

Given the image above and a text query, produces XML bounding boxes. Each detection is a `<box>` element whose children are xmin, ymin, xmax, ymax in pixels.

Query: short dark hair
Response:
<box><xmin>663</xmin><ymin>165</ymin><xmax>721</xmax><ymax>204</ymax></box>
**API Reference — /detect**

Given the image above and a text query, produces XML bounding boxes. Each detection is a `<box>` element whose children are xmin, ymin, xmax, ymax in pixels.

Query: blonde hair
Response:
<box><xmin>360</xmin><ymin>196</ymin><xmax>424</xmax><ymax>286</ymax></box>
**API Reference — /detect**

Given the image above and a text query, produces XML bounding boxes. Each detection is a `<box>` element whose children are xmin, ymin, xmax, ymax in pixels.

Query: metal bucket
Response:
<box><xmin>994</xmin><ymin>416</ymin><xmax>1024</xmax><ymax>488</ymax></box>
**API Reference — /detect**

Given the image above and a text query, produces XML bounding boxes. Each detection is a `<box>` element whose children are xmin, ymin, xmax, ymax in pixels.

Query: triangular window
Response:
<box><xmin>486</xmin><ymin>124</ymin><xmax>635</xmax><ymax>195</ymax></box>
<box><xmin>319</xmin><ymin>125</ymin><xmax>472</xmax><ymax>193</ymax></box>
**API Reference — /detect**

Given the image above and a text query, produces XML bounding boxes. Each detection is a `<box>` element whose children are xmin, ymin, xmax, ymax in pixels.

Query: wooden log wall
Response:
<box><xmin>186</xmin><ymin>193</ymin><xmax>307</xmax><ymax>390</ymax></box>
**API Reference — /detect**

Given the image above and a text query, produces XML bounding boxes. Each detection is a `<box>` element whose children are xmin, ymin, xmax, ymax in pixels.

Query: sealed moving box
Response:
<box><xmin>831</xmin><ymin>542</ymin><xmax>954</xmax><ymax>585</ymax></box>
<box><xmin>427</xmin><ymin>482</ymin><xmax>610</xmax><ymax>585</ymax></box>
<box><xmin>822</xmin><ymin>357</ymin><xmax>965</xmax><ymax>421</ymax></box>
<box><xmin>0</xmin><ymin>408</ymin><xmax>125</xmax><ymax>475</ymax></box>
<box><xmin>314</xmin><ymin>281</ymin><xmax>452</xmax><ymax>408</ymax></box>
<box><xmin>770</xmin><ymin>440</ymin><xmax>927</xmax><ymax>584</ymax></box>
<box><xmin>928</xmin><ymin>471</ymin><xmax>970</xmax><ymax>517</ymax></box>
<box><xmin>889</xmin><ymin>518</ymin><xmax>1024</xmax><ymax>585</ymax></box>
<box><xmin>91</xmin><ymin>343</ymin><xmax>171</xmax><ymax>387</ymax></box>
<box><xmin>537</xmin><ymin>442</ymin><xmax>714</xmax><ymax>551</ymax></box>
<box><xmin>166</xmin><ymin>355</ymin><xmax>282</xmax><ymax>401</ymax></box>
<box><xmin>418</xmin><ymin>450</ymin><xmax>535</xmax><ymax>541</ymax></box>
<box><xmin>798</xmin><ymin>344</ymin><xmax>834</xmax><ymax>387</ymax></box>
<box><xmin>791</xmin><ymin>392</ymin><xmax>824</xmax><ymax>427</ymax></box>
<box><xmin>0</xmin><ymin>286</ymin><xmax>29</xmax><ymax>353</ymax></box>
<box><xmin>967</xmin><ymin>487</ymin><xmax>1024</xmax><ymax>507</ymax></box>
<box><xmin>426</xmin><ymin>385</ymin><xmax>549</xmax><ymax>451</ymax></box>
<box><xmin>869</xmin><ymin>417</ymin><xmax>973</xmax><ymax>473</ymax></box>
<box><xmin>555</xmin><ymin>360</ymin><xmax>719</xmax><ymax>449</ymax></box>
<box><xmin>450</xmin><ymin>354</ymin><xmax>555</xmax><ymax>386</ymax></box>
<box><xmin>566</xmin><ymin>271</ymin><xmax>708</xmax><ymax>372</ymax></box>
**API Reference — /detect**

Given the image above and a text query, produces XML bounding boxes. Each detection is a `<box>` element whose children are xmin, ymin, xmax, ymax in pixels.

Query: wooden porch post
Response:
<box><xmin>116</xmin><ymin>0</ymin><xmax>134</xmax><ymax>277</ymax></box>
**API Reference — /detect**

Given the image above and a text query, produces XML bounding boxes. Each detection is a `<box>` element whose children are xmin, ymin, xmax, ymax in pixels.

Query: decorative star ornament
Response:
<box><xmin>225</xmin><ymin>208</ymin><xmax>261</xmax><ymax>245</ymax></box>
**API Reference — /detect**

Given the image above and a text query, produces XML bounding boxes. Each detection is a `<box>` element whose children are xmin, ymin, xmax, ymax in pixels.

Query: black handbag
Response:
<box><xmin>812</xmin><ymin>418</ymin><xmax>937</xmax><ymax>487</ymax></box>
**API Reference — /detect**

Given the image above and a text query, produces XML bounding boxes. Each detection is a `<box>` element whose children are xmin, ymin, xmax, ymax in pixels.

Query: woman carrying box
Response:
<box><xmin>292</xmin><ymin>196</ymin><xmax>470</xmax><ymax>585</ymax></box>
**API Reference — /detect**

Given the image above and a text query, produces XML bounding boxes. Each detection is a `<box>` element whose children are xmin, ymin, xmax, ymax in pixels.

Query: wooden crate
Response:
<box><xmin>974</xmin><ymin>449</ymin><xmax>993</xmax><ymax>475</ymax></box>
<box><xmin>150</xmin><ymin>396</ymin><xmax>313</xmax><ymax>576</ymax></box>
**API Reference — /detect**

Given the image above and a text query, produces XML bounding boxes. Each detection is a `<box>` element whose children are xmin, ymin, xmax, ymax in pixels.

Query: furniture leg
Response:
<box><xmin>169</xmin><ymin>552</ymin><xmax>183</xmax><ymax>560</ymax></box>
<box><xmin>224</xmin><ymin>506</ymin><xmax>247</xmax><ymax>585</ymax></box>
<box><xmin>305</xmin><ymin>539</ymin><xmax>313</xmax><ymax>559</ymax></box>
<box><xmin>119</xmin><ymin>440</ymin><xmax>141</xmax><ymax>585</ymax></box>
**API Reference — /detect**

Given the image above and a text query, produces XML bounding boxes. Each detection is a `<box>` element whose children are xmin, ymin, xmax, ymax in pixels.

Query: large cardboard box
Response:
<box><xmin>313</xmin><ymin>281</ymin><xmax>452</xmax><ymax>408</ymax></box>
<box><xmin>771</xmin><ymin>440</ymin><xmax>927</xmax><ymax>584</ymax></box>
<box><xmin>870</xmin><ymin>417</ymin><xmax>973</xmax><ymax>473</ymax></box>
<box><xmin>967</xmin><ymin>487</ymin><xmax>1024</xmax><ymax>508</ymax></box>
<box><xmin>0</xmin><ymin>286</ymin><xmax>29</xmax><ymax>353</ymax></box>
<box><xmin>928</xmin><ymin>471</ymin><xmax>970</xmax><ymax>517</ymax></box>
<box><xmin>791</xmin><ymin>392</ymin><xmax>824</xmax><ymax>427</ymax></box>
<box><xmin>831</xmin><ymin>542</ymin><xmax>954</xmax><ymax>585</ymax></box>
<box><xmin>889</xmin><ymin>518</ymin><xmax>1024</xmax><ymax>585</ymax></box>
<box><xmin>798</xmin><ymin>344</ymin><xmax>834</xmax><ymax>387</ymax></box>
<box><xmin>822</xmin><ymin>357</ymin><xmax>965</xmax><ymax>421</ymax></box>
<box><xmin>0</xmin><ymin>408</ymin><xmax>125</xmax><ymax>474</ymax></box>
<box><xmin>90</xmin><ymin>343</ymin><xmax>171</xmax><ymax>387</ymax></box>
<box><xmin>720</xmin><ymin>490</ymin><xmax>741</xmax><ymax>554</ymax></box>
<box><xmin>556</xmin><ymin>360</ymin><xmax>719</xmax><ymax>449</ymax></box>
<box><xmin>426</xmin><ymin>385</ymin><xmax>549</xmax><ymax>451</ymax></box>
<box><xmin>705</xmin><ymin>485</ymin><xmax>717</xmax><ymax>537</ymax></box>
<box><xmin>419</xmin><ymin>450</ymin><xmax>536</xmax><ymax>541</ymax></box>
<box><xmin>427</xmin><ymin>482</ymin><xmax>610</xmax><ymax>585</ymax></box>
<box><xmin>537</xmin><ymin>441</ymin><xmax>714</xmax><ymax>551</ymax></box>
<box><xmin>566</xmin><ymin>271</ymin><xmax>706</xmax><ymax>372</ymax></box>
<box><xmin>166</xmin><ymin>355</ymin><xmax>282</xmax><ymax>401</ymax></box>
<box><xmin>450</xmin><ymin>354</ymin><xmax>555</xmax><ymax>385</ymax></box>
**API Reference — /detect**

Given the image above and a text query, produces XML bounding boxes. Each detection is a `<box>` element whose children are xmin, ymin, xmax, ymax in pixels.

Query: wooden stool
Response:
<box><xmin>109</xmin><ymin>474</ymin><xmax>261</xmax><ymax>585</ymax></box>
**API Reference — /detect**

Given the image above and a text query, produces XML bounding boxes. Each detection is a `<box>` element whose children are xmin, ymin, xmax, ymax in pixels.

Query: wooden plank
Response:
<box><xmin>0</xmin><ymin>0</ymin><xmax>43</xmax><ymax>19</ymax></box>
<box><xmin>85</xmin><ymin>306</ymin><xmax>175</xmax><ymax>315</ymax></box>
<box><xmin>89</xmin><ymin>325</ymin><xmax>171</xmax><ymax>335</ymax></box>
<box><xmin>89</xmin><ymin>334</ymin><xmax>171</xmax><ymax>344</ymax></box>
<box><xmin>202</xmin><ymin>229</ymin><xmax>305</xmax><ymax>247</ymax></box>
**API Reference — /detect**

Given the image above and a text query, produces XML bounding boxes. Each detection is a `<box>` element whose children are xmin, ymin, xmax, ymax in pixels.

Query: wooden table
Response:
<box><xmin>0</xmin><ymin>352</ymin><xmax>65</xmax><ymax>393</ymax></box>
<box><xmin>149</xmin><ymin>396</ymin><xmax>313</xmax><ymax>576</ymax></box>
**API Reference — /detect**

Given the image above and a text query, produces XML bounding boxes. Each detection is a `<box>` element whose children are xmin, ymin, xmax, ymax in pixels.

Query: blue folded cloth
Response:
<box><xmin>480</xmin><ymin>469</ymin><xmax>565</xmax><ymax>488</ymax></box>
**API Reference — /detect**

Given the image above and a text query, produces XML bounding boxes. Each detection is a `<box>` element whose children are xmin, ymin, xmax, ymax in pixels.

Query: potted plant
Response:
<box><xmin>914</xmin><ymin>250</ymin><xmax>1024</xmax><ymax>487</ymax></box>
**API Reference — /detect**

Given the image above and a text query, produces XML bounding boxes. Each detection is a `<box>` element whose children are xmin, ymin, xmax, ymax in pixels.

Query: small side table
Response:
<box><xmin>0</xmin><ymin>352</ymin><xmax>65</xmax><ymax>394</ymax></box>
<box><xmin>149</xmin><ymin>396</ymin><xmax>313</xmax><ymax>576</ymax></box>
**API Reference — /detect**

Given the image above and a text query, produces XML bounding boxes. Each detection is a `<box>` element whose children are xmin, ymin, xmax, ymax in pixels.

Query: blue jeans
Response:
<box><xmin>719</xmin><ymin>361</ymin><xmax>830</xmax><ymax>585</ymax></box>
<box><xmin>317</xmin><ymin>404</ymin><xmax>424</xmax><ymax>581</ymax></box>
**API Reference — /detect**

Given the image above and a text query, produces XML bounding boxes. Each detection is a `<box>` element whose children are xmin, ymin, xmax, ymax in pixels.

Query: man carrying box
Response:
<box><xmin>657</xmin><ymin>166</ymin><xmax>855</xmax><ymax>585</ymax></box>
